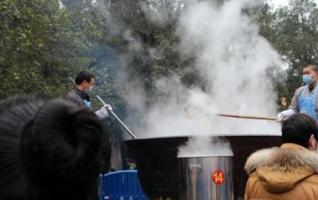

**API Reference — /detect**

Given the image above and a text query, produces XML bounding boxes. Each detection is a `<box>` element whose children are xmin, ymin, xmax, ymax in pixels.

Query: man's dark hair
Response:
<box><xmin>75</xmin><ymin>71</ymin><xmax>95</xmax><ymax>85</ymax></box>
<box><xmin>306</xmin><ymin>64</ymin><xmax>318</xmax><ymax>72</ymax></box>
<box><xmin>282</xmin><ymin>113</ymin><xmax>318</xmax><ymax>148</ymax></box>
<box><xmin>0</xmin><ymin>96</ymin><xmax>105</xmax><ymax>200</ymax></box>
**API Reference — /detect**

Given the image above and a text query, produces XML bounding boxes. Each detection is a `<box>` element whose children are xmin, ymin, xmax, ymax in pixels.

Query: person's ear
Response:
<box><xmin>82</xmin><ymin>80</ymin><xmax>89</xmax><ymax>87</ymax></box>
<box><xmin>308</xmin><ymin>134</ymin><xmax>318</xmax><ymax>151</ymax></box>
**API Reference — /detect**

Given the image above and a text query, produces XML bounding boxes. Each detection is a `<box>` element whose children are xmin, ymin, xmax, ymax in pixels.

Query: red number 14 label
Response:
<box><xmin>211</xmin><ymin>170</ymin><xmax>225</xmax><ymax>185</ymax></box>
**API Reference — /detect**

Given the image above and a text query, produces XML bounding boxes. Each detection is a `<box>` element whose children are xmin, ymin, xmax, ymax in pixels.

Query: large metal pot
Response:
<box><xmin>125</xmin><ymin>135</ymin><xmax>281</xmax><ymax>200</ymax></box>
<box><xmin>179</xmin><ymin>155</ymin><xmax>234</xmax><ymax>200</ymax></box>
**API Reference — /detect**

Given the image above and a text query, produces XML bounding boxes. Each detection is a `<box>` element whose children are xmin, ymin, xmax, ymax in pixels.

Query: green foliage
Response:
<box><xmin>98</xmin><ymin>0</ymin><xmax>197</xmax><ymax>103</ymax></box>
<box><xmin>0</xmin><ymin>0</ymin><xmax>92</xmax><ymax>98</ymax></box>
<box><xmin>2</xmin><ymin>0</ymin><xmax>318</xmax><ymax>111</ymax></box>
<box><xmin>258</xmin><ymin>0</ymin><xmax>318</xmax><ymax>109</ymax></box>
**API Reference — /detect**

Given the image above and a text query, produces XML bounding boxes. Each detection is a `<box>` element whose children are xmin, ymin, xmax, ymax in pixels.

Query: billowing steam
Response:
<box><xmin>178</xmin><ymin>136</ymin><xmax>233</xmax><ymax>157</ymax></box>
<box><xmin>126</xmin><ymin>0</ymin><xmax>282</xmax><ymax>139</ymax></box>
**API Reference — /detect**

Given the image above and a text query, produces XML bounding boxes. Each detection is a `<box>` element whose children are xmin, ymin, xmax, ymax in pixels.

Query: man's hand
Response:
<box><xmin>103</xmin><ymin>104</ymin><xmax>113</xmax><ymax>112</ymax></box>
<box><xmin>276</xmin><ymin>109</ymin><xmax>295</xmax><ymax>123</ymax></box>
<box><xmin>276</xmin><ymin>113</ymin><xmax>284</xmax><ymax>123</ymax></box>
<box><xmin>95</xmin><ymin>104</ymin><xmax>113</xmax><ymax>120</ymax></box>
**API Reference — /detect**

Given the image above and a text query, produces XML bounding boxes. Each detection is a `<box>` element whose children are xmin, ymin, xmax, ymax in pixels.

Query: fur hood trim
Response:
<box><xmin>245</xmin><ymin>143</ymin><xmax>318</xmax><ymax>175</ymax></box>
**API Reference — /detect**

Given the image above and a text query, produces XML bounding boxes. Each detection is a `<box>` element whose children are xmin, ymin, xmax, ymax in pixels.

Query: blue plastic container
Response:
<box><xmin>99</xmin><ymin>170</ymin><xmax>147</xmax><ymax>200</ymax></box>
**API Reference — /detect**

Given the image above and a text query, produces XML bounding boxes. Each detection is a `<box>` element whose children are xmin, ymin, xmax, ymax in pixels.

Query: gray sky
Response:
<box><xmin>270</xmin><ymin>0</ymin><xmax>289</xmax><ymax>7</ymax></box>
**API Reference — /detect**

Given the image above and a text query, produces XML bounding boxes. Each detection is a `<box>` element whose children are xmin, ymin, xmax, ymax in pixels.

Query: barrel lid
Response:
<box><xmin>178</xmin><ymin>153</ymin><xmax>233</xmax><ymax>158</ymax></box>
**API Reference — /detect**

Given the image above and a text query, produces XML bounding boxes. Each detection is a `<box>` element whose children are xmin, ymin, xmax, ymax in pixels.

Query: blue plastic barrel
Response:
<box><xmin>99</xmin><ymin>170</ymin><xmax>147</xmax><ymax>200</ymax></box>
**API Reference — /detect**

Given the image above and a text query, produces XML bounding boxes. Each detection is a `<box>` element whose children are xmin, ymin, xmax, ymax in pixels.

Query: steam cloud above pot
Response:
<box><xmin>124</xmin><ymin>0</ymin><xmax>283</xmax><ymax>139</ymax></box>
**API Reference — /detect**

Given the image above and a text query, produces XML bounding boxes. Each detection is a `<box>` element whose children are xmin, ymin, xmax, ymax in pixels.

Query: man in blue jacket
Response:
<box><xmin>277</xmin><ymin>64</ymin><xmax>318</xmax><ymax>122</ymax></box>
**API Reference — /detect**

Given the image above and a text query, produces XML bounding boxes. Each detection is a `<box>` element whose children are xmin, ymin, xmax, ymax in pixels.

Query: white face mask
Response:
<box><xmin>86</xmin><ymin>86</ymin><xmax>94</xmax><ymax>92</ymax></box>
<box><xmin>303</xmin><ymin>74</ymin><xmax>314</xmax><ymax>85</ymax></box>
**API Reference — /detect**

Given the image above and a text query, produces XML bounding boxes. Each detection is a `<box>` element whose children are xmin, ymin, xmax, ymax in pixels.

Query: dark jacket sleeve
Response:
<box><xmin>65</xmin><ymin>90</ymin><xmax>85</xmax><ymax>107</ymax></box>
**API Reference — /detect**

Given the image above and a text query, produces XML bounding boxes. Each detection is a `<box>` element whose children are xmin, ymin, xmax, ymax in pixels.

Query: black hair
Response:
<box><xmin>74</xmin><ymin>71</ymin><xmax>95</xmax><ymax>85</ymax></box>
<box><xmin>282</xmin><ymin>113</ymin><xmax>318</xmax><ymax>148</ymax></box>
<box><xmin>312</xmin><ymin>64</ymin><xmax>318</xmax><ymax>72</ymax></box>
<box><xmin>0</xmin><ymin>96</ymin><xmax>104</xmax><ymax>200</ymax></box>
<box><xmin>0</xmin><ymin>94</ymin><xmax>39</xmax><ymax>114</ymax></box>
